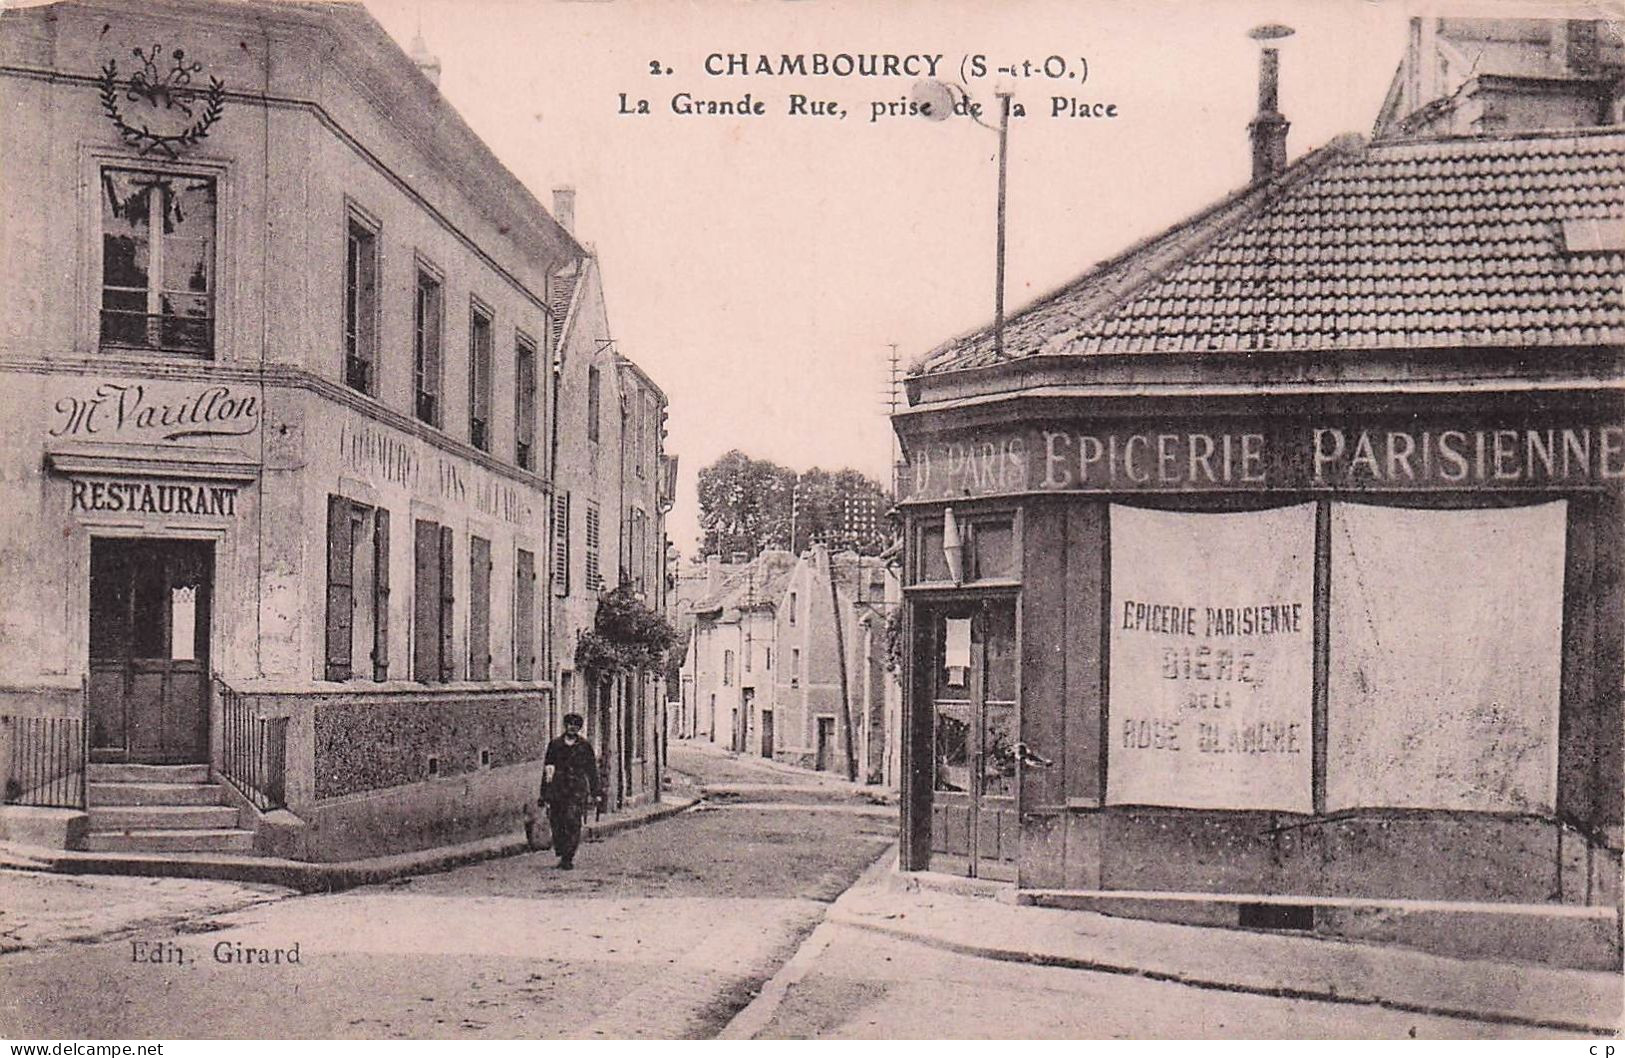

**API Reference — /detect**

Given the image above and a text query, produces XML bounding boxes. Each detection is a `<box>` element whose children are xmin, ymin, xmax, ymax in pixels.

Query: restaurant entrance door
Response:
<box><xmin>87</xmin><ymin>538</ymin><xmax>213</xmax><ymax>763</ymax></box>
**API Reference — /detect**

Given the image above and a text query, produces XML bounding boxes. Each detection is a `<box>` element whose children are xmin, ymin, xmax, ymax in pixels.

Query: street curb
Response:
<box><xmin>718</xmin><ymin>842</ymin><xmax>900</xmax><ymax>1040</ymax></box>
<box><xmin>827</xmin><ymin>901</ymin><xmax>1620</xmax><ymax>1037</ymax></box>
<box><xmin>0</xmin><ymin>795</ymin><xmax>700</xmax><ymax>893</ymax></box>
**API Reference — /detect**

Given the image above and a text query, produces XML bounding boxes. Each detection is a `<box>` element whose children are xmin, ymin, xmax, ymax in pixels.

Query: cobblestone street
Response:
<box><xmin>0</xmin><ymin>743</ymin><xmax>895</xmax><ymax>1039</ymax></box>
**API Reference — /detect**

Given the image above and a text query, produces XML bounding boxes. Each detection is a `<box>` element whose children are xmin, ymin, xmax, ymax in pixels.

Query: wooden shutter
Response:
<box><xmin>553</xmin><ymin>491</ymin><xmax>570</xmax><ymax>597</ymax></box>
<box><xmin>438</xmin><ymin>525</ymin><xmax>456</xmax><ymax>681</ymax></box>
<box><xmin>413</xmin><ymin>518</ymin><xmax>440</xmax><ymax>683</ymax></box>
<box><xmin>373</xmin><ymin>508</ymin><xmax>390</xmax><ymax>680</ymax></box>
<box><xmin>325</xmin><ymin>495</ymin><xmax>354</xmax><ymax>681</ymax></box>
<box><xmin>515</xmin><ymin>548</ymin><xmax>535</xmax><ymax>680</ymax></box>
<box><xmin>469</xmin><ymin>535</ymin><xmax>491</xmax><ymax>681</ymax></box>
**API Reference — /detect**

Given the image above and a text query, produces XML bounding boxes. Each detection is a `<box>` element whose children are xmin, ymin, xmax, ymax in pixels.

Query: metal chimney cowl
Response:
<box><xmin>1249</xmin><ymin>45</ymin><xmax>1291</xmax><ymax>182</ymax></box>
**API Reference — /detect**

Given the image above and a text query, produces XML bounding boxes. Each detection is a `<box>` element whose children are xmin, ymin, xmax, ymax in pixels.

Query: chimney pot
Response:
<box><xmin>552</xmin><ymin>186</ymin><xmax>577</xmax><ymax>236</ymax></box>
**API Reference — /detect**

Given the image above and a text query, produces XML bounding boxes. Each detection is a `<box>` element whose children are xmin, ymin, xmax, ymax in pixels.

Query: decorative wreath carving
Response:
<box><xmin>98</xmin><ymin>44</ymin><xmax>225</xmax><ymax>159</ymax></box>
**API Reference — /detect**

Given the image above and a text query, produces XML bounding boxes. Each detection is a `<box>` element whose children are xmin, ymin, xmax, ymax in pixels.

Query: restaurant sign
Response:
<box><xmin>47</xmin><ymin>379</ymin><xmax>260</xmax><ymax>446</ymax></box>
<box><xmin>70</xmin><ymin>477</ymin><xmax>239</xmax><ymax>517</ymax></box>
<box><xmin>901</xmin><ymin>418</ymin><xmax>1625</xmax><ymax>499</ymax></box>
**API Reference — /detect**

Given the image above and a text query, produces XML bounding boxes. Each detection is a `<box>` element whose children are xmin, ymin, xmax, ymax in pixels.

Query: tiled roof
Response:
<box><xmin>915</xmin><ymin>128</ymin><xmax>1625</xmax><ymax>374</ymax></box>
<box><xmin>697</xmin><ymin>551</ymin><xmax>799</xmax><ymax>617</ymax></box>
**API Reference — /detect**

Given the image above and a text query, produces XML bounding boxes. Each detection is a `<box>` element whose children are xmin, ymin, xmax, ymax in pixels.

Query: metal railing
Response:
<box><xmin>218</xmin><ymin>679</ymin><xmax>288</xmax><ymax>812</ymax></box>
<box><xmin>2</xmin><ymin>715</ymin><xmax>86</xmax><ymax>809</ymax></box>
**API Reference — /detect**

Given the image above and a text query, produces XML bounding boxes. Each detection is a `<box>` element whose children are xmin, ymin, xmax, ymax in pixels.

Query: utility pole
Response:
<box><xmin>994</xmin><ymin>89</ymin><xmax>1012</xmax><ymax>359</ymax></box>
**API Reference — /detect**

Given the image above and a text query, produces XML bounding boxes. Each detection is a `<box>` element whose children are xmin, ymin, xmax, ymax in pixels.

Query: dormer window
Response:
<box><xmin>100</xmin><ymin>168</ymin><xmax>215</xmax><ymax>357</ymax></box>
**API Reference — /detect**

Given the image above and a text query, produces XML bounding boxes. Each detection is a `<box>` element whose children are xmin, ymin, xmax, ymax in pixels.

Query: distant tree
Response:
<box><xmin>696</xmin><ymin>451</ymin><xmax>891</xmax><ymax>558</ymax></box>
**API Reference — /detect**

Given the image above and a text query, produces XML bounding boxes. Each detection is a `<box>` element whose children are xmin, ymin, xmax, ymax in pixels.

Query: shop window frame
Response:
<box><xmin>910</xmin><ymin>506</ymin><xmax>1024</xmax><ymax>588</ymax></box>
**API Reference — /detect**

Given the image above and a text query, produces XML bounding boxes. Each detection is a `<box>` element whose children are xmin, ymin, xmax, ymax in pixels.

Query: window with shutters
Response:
<box><xmin>515</xmin><ymin>547</ymin><xmax>536</xmax><ymax>680</ymax></box>
<box><xmin>628</xmin><ymin>507</ymin><xmax>647</xmax><ymax>593</ymax></box>
<box><xmin>515</xmin><ymin>332</ymin><xmax>538</xmax><ymax>470</ymax></box>
<box><xmin>468</xmin><ymin>534</ymin><xmax>492</xmax><ymax>680</ymax></box>
<box><xmin>344</xmin><ymin>211</ymin><xmax>379</xmax><ymax>394</ymax></box>
<box><xmin>723</xmin><ymin>649</ymin><xmax>734</xmax><ymax>686</ymax></box>
<box><xmin>587</xmin><ymin>366</ymin><xmax>601</xmax><ymax>444</ymax></box>
<box><xmin>468</xmin><ymin>300</ymin><xmax>493</xmax><ymax>451</ymax></box>
<box><xmin>633</xmin><ymin>385</ymin><xmax>645</xmax><ymax>479</ymax></box>
<box><xmin>414</xmin><ymin>264</ymin><xmax>443</xmax><ymax>427</ymax></box>
<box><xmin>100</xmin><ymin>168</ymin><xmax>216</xmax><ymax>356</ymax></box>
<box><xmin>553</xmin><ymin>491</ymin><xmax>571</xmax><ymax>598</ymax></box>
<box><xmin>324</xmin><ymin>495</ymin><xmax>390</xmax><ymax>681</ymax></box>
<box><xmin>414</xmin><ymin>518</ymin><xmax>456</xmax><ymax>682</ymax></box>
<box><xmin>585</xmin><ymin>501</ymin><xmax>602</xmax><ymax>592</ymax></box>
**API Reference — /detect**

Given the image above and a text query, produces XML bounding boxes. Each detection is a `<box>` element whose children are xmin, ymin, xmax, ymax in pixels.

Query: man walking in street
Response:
<box><xmin>541</xmin><ymin>712</ymin><xmax>601</xmax><ymax>870</ymax></box>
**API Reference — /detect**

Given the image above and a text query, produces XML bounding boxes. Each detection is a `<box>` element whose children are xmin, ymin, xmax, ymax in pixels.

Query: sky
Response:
<box><xmin>358</xmin><ymin>0</ymin><xmax>1463</xmax><ymax>555</ymax></box>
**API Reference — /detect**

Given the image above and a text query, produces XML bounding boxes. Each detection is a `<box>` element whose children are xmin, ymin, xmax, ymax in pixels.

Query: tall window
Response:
<box><xmin>468</xmin><ymin>535</ymin><xmax>492</xmax><ymax>680</ymax></box>
<box><xmin>515</xmin><ymin>333</ymin><xmax>538</xmax><ymax>470</ymax></box>
<box><xmin>628</xmin><ymin>507</ymin><xmax>648</xmax><ymax>592</ymax></box>
<box><xmin>585</xmin><ymin>500</ymin><xmax>602</xmax><ymax>592</ymax></box>
<box><xmin>723</xmin><ymin>649</ymin><xmax>735</xmax><ymax>686</ymax></box>
<box><xmin>413</xmin><ymin>519</ymin><xmax>455</xmax><ymax>682</ymax></box>
<box><xmin>468</xmin><ymin>301</ymin><xmax>493</xmax><ymax>450</ymax></box>
<box><xmin>587</xmin><ymin>366</ymin><xmax>602</xmax><ymax>443</ymax></box>
<box><xmin>789</xmin><ymin>592</ymin><xmax>798</xmax><ymax>625</ymax></box>
<box><xmin>514</xmin><ymin>548</ymin><xmax>536</xmax><ymax>680</ymax></box>
<box><xmin>344</xmin><ymin>215</ymin><xmax>378</xmax><ymax>393</ymax></box>
<box><xmin>633</xmin><ymin>385</ymin><xmax>646</xmax><ymax>478</ymax></box>
<box><xmin>414</xmin><ymin>267</ymin><xmax>443</xmax><ymax>426</ymax></box>
<box><xmin>325</xmin><ymin>496</ymin><xmax>389</xmax><ymax>681</ymax></box>
<box><xmin>100</xmin><ymin>168</ymin><xmax>216</xmax><ymax>356</ymax></box>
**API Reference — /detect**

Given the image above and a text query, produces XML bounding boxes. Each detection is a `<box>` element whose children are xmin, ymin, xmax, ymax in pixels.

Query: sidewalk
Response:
<box><xmin>826</xmin><ymin>847</ymin><xmax>1622</xmax><ymax>1036</ymax></box>
<box><xmin>0</xmin><ymin>794</ymin><xmax>698</xmax><ymax>892</ymax></box>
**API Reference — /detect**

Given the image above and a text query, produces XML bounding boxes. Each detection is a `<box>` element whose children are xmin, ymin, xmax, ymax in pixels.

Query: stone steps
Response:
<box><xmin>81</xmin><ymin>763</ymin><xmax>256</xmax><ymax>855</ymax></box>
<box><xmin>88</xmin><ymin>763</ymin><xmax>210</xmax><ymax>784</ymax></box>
<box><xmin>89</xmin><ymin>782</ymin><xmax>223</xmax><ymax>806</ymax></box>
<box><xmin>86</xmin><ymin>804</ymin><xmax>240</xmax><ymax>831</ymax></box>
<box><xmin>82</xmin><ymin>828</ymin><xmax>255</xmax><ymax>853</ymax></box>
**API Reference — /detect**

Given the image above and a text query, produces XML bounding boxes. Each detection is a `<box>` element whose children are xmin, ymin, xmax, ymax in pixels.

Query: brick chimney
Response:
<box><xmin>1248</xmin><ymin>28</ymin><xmax>1293</xmax><ymax>182</ymax></box>
<box><xmin>552</xmin><ymin>186</ymin><xmax>577</xmax><ymax>237</ymax></box>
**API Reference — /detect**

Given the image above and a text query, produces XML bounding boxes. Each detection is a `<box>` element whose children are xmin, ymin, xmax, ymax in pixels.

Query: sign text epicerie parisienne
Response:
<box><xmin>904</xmin><ymin>421</ymin><xmax>1625</xmax><ymax>498</ymax></box>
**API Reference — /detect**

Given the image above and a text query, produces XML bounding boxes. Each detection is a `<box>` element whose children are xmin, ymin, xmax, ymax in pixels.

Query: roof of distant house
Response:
<box><xmin>913</xmin><ymin>126</ymin><xmax>1625</xmax><ymax>375</ymax></box>
<box><xmin>694</xmin><ymin>550</ymin><xmax>799</xmax><ymax>619</ymax></box>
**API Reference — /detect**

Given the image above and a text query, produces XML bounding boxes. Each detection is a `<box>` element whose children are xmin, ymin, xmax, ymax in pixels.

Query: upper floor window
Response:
<box><xmin>633</xmin><ymin>385</ymin><xmax>646</xmax><ymax>478</ymax></box>
<box><xmin>587</xmin><ymin>366</ymin><xmax>602</xmax><ymax>444</ymax></box>
<box><xmin>515</xmin><ymin>333</ymin><xmax>538</xmax><ymax>471</ymax></box>
<box><xmin>468</xmin><ymin>301</ymin><xmax>493</xmax><ymax>451</ymax></box>
<box><xmin>414</xmin><ymin>267</ymin><xmax>443</xmax><ymax>426</ymax></box>
<box><xmin>344</xmin><ymin>215</ymin><xmax>379</xmax><ymax>394</ymax></box>
<box><xmin>100</xmin><ymin>168</ymin><xmax>215</xmax><ymax>357</ymax></box>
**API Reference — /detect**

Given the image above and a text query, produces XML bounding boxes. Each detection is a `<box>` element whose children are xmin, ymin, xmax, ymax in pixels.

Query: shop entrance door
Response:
<box><xmin>88</xmin><ymin>538</ymin><xmax>213</xmax><ymax>764</ymax></box>
<box><xmin>815</xmin><ymin>717</ymin><xmax>835</xmax><ymax>771</ymax></box>
<box><xmin>925</xmin><ymin>601</ymin><xmax>1018</xmax><ymax>880</ymax></box>
<box><xmin>760</xmin><ymin>708</ymin><xmax>774</xmax><ymax>758</ymax></box>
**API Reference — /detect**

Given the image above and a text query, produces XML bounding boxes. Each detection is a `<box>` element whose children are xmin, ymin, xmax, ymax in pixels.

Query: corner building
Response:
<box><xmin>894</xmin><ymin>30</ymin><xmax>1623</xmax><ymax>967</ymax></box>
<box><xmin>0</xmin><ymin>0</ymin><xmax>576</xmax><ymax>860</ymax></box>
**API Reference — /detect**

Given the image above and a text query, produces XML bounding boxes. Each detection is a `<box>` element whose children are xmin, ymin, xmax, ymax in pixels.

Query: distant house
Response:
<box><xmin>683</xmin><ymin>545</ymin><xmax>900</xmax><ymax>784</ymax></box>
<box><xmin>549</xmin><ymin>222</ymin><xmax>672</xmax><ymax>813</ymax></box>
<box><xmin>772</xmin><ymin>547</ymin><xmax>898</xmax><ymax>783</ymax></box>
<box><xmin>683</xmin><ymin>550</ymin><xmax>798</xmax><ymax>755</ymax></box>
<box><xmin>1376</xmin><ymin>16</ymin><xmax>1625</xmax><ymax>139</ymax></box>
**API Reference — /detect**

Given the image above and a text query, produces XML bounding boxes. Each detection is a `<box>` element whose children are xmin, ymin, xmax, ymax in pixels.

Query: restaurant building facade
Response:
<box><xmin>0</xmin><ymin>0</ymin><xmax>581</xmax><ymax>860</ymax></box>
<box><xmin>894</xmin><ymin>32</ymin><xmax>1623</xmax><ymax>966</ymax></box>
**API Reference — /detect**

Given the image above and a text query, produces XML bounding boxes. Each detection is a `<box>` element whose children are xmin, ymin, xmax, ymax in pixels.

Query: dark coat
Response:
<box><xmin>541</xmin><ymin>734</ymin><xmax>600</xmax><ymax>810</ymax></box>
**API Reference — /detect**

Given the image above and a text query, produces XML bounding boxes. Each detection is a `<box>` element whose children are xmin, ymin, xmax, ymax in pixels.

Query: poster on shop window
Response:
<box><xmin>1107</xmin><ymin>504</ymin><xmax>1315</xmax><ymax>812</ymax></box>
